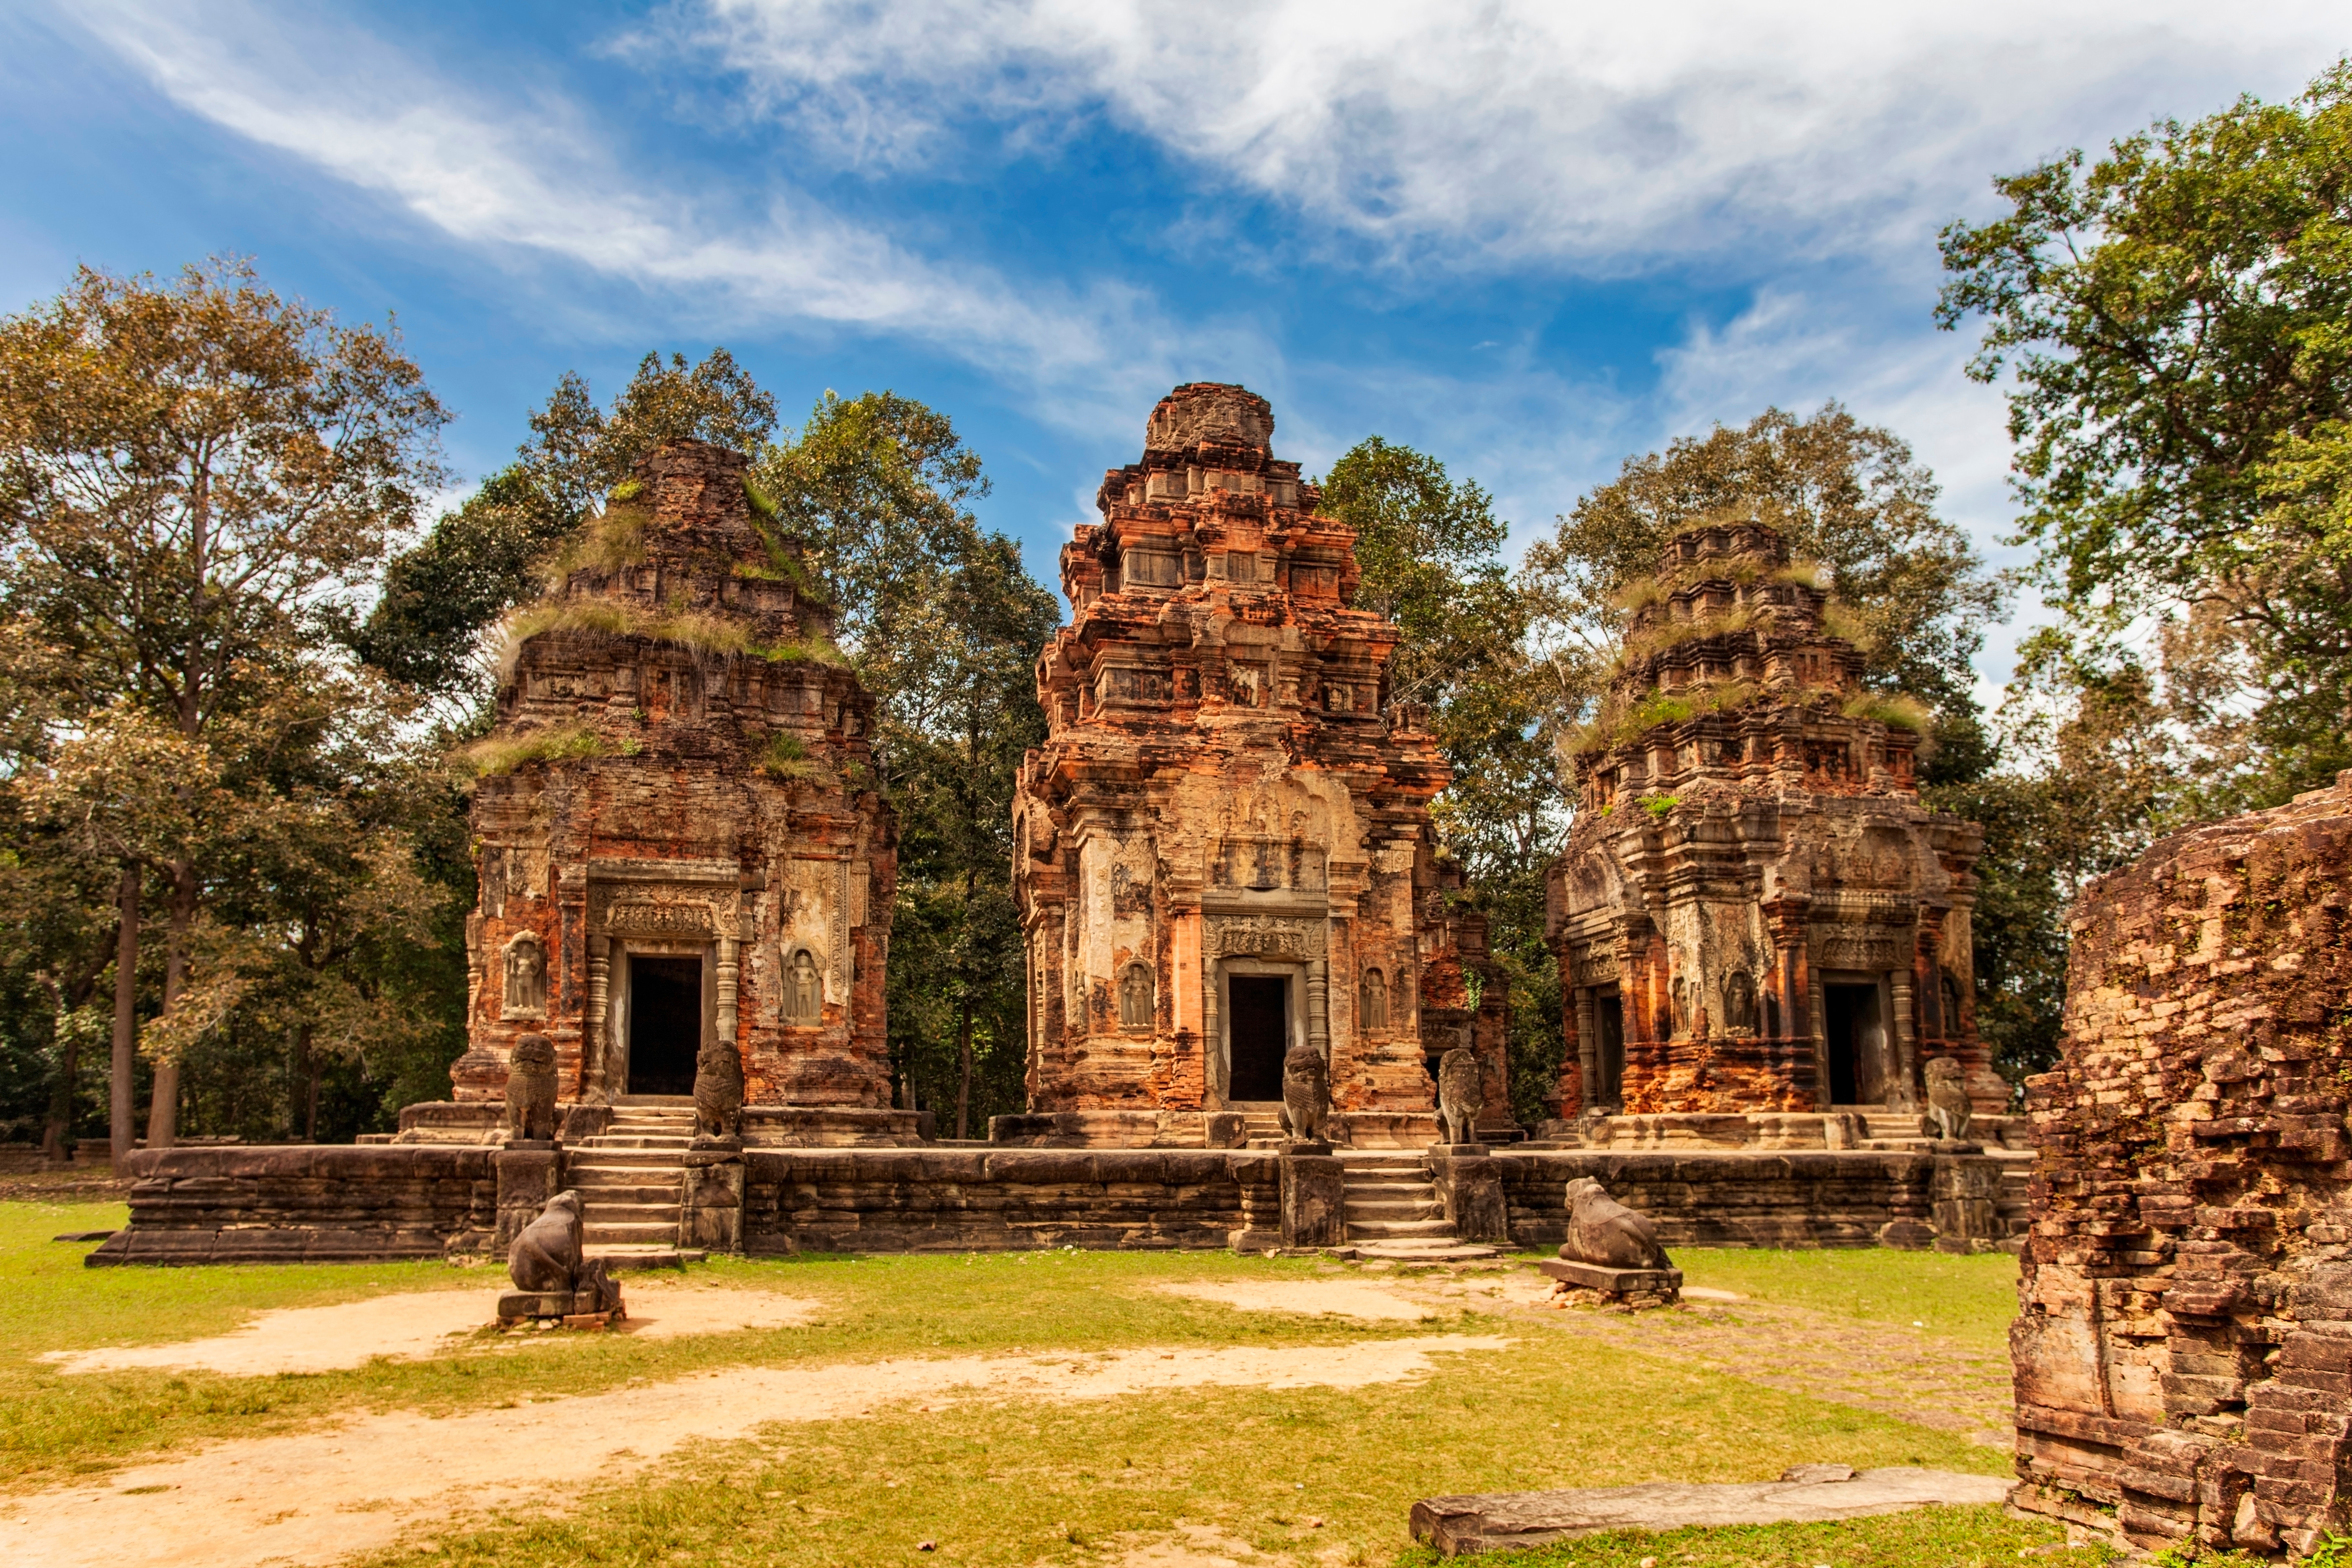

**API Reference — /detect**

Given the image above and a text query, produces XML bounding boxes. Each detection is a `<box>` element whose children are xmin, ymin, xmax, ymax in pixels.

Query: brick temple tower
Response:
<box><xmin>430</xmin><ymin>438</ymin><xmax>908</xmax><ymax>1143</ymax></box>
<box><xmin>1544</xmin><ymin>520</ymin><xmax>1996</xmax><ymax>1122</ymax></box>
<box><xmin>1011</xmin><ymin>384</ymin><xmax>1510</xmax><ymax>1148</ymax></box>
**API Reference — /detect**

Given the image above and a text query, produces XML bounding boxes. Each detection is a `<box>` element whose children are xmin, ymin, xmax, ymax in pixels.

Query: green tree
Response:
<box><xmin>753</xmin><ymin>394</ymin><xmax>1055</xmax><ymax>1132</ymax></box>
<box><xmin>1937</xmin><ymin>59</ymin><xmax>2352</xmax><ymax>805</ymax></box>
<box><xmin>356</xmin><ymin>348</ymin><xmax>778</xmax><ymax>712</ymax></box>
<box><xmin>1320</xmin><ymin>438</ymin><xmax>1568</xmax><ymax>1124</ymax></box>
<box><xmin>0</xmin><ymin>258</ymin><xmax>449</xmax><ymax>1150</ymax></box>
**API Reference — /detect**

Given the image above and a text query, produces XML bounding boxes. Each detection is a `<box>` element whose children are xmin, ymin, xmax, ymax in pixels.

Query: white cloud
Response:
<box><xmin>67</xmin><ymin>0</ymin><xmax>1201</xmax><ymax>431</ymax></box>
<box><xmin>682</xmin><ymin>0</ymin><xmax>2344</xmax><ymax>270</ymax></box>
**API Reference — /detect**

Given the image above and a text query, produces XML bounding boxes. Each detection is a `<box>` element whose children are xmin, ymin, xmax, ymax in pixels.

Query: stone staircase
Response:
<box><xmin>1237</xmin><ymin>1107</ymin><xmax>1288</xmax><ymax>1148</ymax></box>
<box><xmin>569</xmin><ymin>1100</ymin><xmax>692</xmax><ymax>1252</ymax></box>
<box><xmin>1336</xmin><ymin>1150</ymin><xmax>1498</xmax><ymax>1261</ymax></box>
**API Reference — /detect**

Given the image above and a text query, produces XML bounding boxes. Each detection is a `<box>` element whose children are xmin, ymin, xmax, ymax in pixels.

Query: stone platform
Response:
<box><xmin>1540</xmin><ymin>1257</ymin><xmax>1682</xmax><ymax>1306</ymax></box>
<box><xmin>496</xmin><ymin>1288</ymin><xmax>625</xmax><ymax>1327</ymax></box>
<box><xmin>90</xmin><ymin>1138</ymin><xmax>2024</xmax><ymax>1263</ymax></box>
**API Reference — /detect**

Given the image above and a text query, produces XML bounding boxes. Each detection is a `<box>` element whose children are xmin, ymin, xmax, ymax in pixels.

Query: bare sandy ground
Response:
<box><xmin>0</xmin><ymin>1334</ymin><xmax>1511</xmax><ymax>1568</ymax></box>
<box><xmin>41</xmin><ymin>1279</ymin><xmax>822</xmax><ymax>1377</ymax></box>
<box><xmin>1155</xmin><ymin>1279</ymin><xmax>1437</xmax><ymax>1322</ymax></box>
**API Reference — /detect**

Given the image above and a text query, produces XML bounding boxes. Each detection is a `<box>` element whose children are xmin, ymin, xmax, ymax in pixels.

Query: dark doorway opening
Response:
<box><xmin>1824</xmin><ymin>982</ymin><xmax>1884</xmax><ymax>1105</ymax></box>
<box><xmin>1227</xmin><ymin>975</ymin><xmax>1288</xmax><ymax>1101</ymax></box>
<box><xmin>1594</xmin><ymin>991</ymin><xmax>1625</xmax><ymax>1108</ymax></box>
<box><xmin>629</xmin><ymin>955</ymin><xmax>703</xmax><ymax>1096</ymax></box>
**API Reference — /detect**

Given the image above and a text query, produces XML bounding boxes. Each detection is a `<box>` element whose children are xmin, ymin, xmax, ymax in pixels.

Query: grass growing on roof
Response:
<box><xmin>1843</xmin><ymin>690</ymin><xmax>1933</xmax><ymax>734</ymax></box>
<box><xmin>459</xmin><ymin>722</ymin><xmax>630</xmax><ymax>778</ymax></box>
<box><xmin>495</xmin><ymin>601</ymin><xmax>841</xmax><ymax>682</ymax></box>
<box><xmin>762</xmin><ymin>729</ymin><xmax>818</xmax><ymax>780</ymax></box>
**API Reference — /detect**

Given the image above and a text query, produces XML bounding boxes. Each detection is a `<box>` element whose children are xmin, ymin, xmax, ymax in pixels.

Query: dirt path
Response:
<box><xmin>1154</xmin><ymin>1279</ymin><xmax>1438</xmax><ymax>1322</ymax></box>
<box><xmin>0</xmin><ymin>1335</ymin><xmax>1511</xmax><ymax>1568</ymax></box>
<box><xmin>1408</xmin><ymin>1271</ymin><xmax>2016</xmax><ymax>1442</ymax></box>
<box><xmin>44</xmin><ymin>1280</ymin><xmax>821</xmax><ymax>1376</ymax></box>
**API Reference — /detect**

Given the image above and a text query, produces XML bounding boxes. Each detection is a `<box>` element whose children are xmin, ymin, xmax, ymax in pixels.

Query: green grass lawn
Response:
<box><xmin>5</xmin><ymin>1200</ymin><xmax>2107</xmax><ymax>1566</ymax></box>
<box><xmin>1672</xmin><ymin>1246</ymin><xmax>2022</xmax><ymax>1353</ymax></box>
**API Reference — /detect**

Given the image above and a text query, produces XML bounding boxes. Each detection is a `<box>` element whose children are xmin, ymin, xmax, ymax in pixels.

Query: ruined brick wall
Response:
<box><xmin>448</xmin><ymin>439</ymin><xmax>897</xmax><ymax>1117</ymax></box>
<box><xmin>88</xmin><ymin>1147</ymin><xmax>496</xmax><ymax>1264</ymax></box>
<box><xmin>1495</xmin><ymin>1149</ymin><xmax>1968</xmax><ymax>1250</ymax></box>
<box><xmin>2012</xmin><ymin>773</ymin><xmax>2352</xmax><ymax>1559</ymax></box>
<box><xmin>1546</xmin><ymin>522</ymin><xmax>1991</xmax><ymax>1121</ymax></box>
<box><xmin>743</xmin><ymin>1148</ymin><xmax>1272</xmax><ymax>1252</ymax></box>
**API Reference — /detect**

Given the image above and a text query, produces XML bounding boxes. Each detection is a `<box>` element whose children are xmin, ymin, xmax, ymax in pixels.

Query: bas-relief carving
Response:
<box><xmin>501</xmin><ymin>933</ymin><xmax>548</xmax><ymax>1020</ymax></box>
<box><xmin>1816</xmin><ymin>929</ymin><xmax>1906</xmax><ymax>971</ymax></box>
<box><xmin>783</xmin><ymin>948</ymin><xmax>823</xmax><ymax>1024</ymax></box>
<box><xmin>1571</xmin><ymin>947</ymin><xmax>1620</xmax><ymax>985</ymax></box>
<box><xmin>1118</xmin><ymin>963</ymin><xmax>1153</xmax><ymax>1029</ymax></box>
<box><xmin>1207</xmin><ymin>913</ymin><xmax>1328</xmax><ymax>959</ymax></box>
<box><xmin>1359</xmin><ymin>967</ymin><xmax>1388</xmax><ymax>1031</ymax></box>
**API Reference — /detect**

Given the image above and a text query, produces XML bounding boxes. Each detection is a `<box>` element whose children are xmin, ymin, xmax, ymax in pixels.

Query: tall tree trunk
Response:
<box><xmin>41</xmin><ymin>1014</ymin><xmax>82</xmax><ymax>1165</ymax></box>
<box><xmin>109</xmin><ymin>865</ymin><xmax>140</xmax><ymax>1165</ymax></box>
<box><xmin>954</xmin><ymin>996</ymin><xmax>973</xmax><ymax>1142</ymax></box>
<box><xmin>145</xmin><ymin>860</ymin><xmax>195</xmax><ymax>1149</ymax></box>
<box><xmin>300</xmin><ymin>1023</ymin><xmax>319</xmax><ymax>1142</ymax></box>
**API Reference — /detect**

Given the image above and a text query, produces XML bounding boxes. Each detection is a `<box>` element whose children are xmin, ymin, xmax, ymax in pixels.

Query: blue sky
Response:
<box><xmin>3</xmin><ymin>2</ymin><xmax>2342</xmax><ymax>700</ymax></box>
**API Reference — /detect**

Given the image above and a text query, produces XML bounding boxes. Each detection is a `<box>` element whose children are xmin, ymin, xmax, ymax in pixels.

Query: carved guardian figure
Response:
<box><xmin>694</xmin><ymin>1034</ymin><xmax>745</xmax><ymax>1144</ymax></box>
<box><xmin>506</xmin><ymin>1190</ymin><xmax>622</xmax><ymax>1310</ymax></box>
<box><xmin>1436</xmin><ymin>1044</ymin><xmax>1483</xmax><ymax>1146</ymax></box>
<box><xmin>1279</xmin><ymin>1040</ymin><xmax>1330</xmax><ymax>1143</ymax></box>
<box><xmin>1560</xmin><ymin>1176</ymin><xmax>1671</xmax><ymax>1270</ymax></box>
<box><xmin>504</xmin><ymin>1032</ymin><xmax>557</xmax><ymax>1142</ymax></box>
<box><xmin>1924</xmin><ymin>1055</ymin><xmax>1973</xmax><ymax>1142</ymax></box>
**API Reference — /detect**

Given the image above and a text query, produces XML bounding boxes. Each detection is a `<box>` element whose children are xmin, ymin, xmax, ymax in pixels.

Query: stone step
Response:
<box><xmin>567</xmin><ymin>1149</ymin><xmax>693</xmax><ymax>1168</ymax></box>
<box><xmin>1346</xmin><ymin>1201</ymin><xmax>1441</xmax><ymax>1221</ymax></box>
<box><xmin>1347</xmin><ymin>1178</ymin><xmax>1436</xmax><ymax>1194</ymax></box>
<box><xmin>1350</xmin><ymin>1239</ymin><xmax>1501</xmax><ymax>1262</ymax></box>
<box><xmin>1345</xmin><ymin>1217</ymin><xmax>1460</xmax><ymax>1239</ymax></box>
<box><xmin>583</xmin><ymin>1213</ymin><xmax>686</xmax><ymax>1232</ymax></box>
<box><xmin>569</xmin><ymin>1185</ymin><xmax>682</xmax><ymax>1213</ymax></box>
<box><xmin>584</xmin><ymin>1221</ymin><xmax>683</xmax><ymax>1245</ymax></box>
<box><xmin>578</xmin><ymin>1135</ymin><xmax>694</xmax><ymax>1150</ymax></box>
<box><xmin>585</xmin><ymin>1245</ymin><xmax>707</xmax><ymax>1269</ymax></box>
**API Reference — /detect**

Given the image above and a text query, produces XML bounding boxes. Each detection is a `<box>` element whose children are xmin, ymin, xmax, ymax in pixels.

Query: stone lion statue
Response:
<box><xmin>1561</xmin><ymin>1176</ymin><xmax>1671</xmax><ymax>1270</ymax></box>
<box><xmin>1436</xmin><ymin>1045</ymin><xmax>1483</xmax><ymax>1146</ymax></box>
<box><xmin>507</xmin><ymin>1190</ymin><xmax>622</xmax><ymax>1311</ymax></box>
<box><xmin>694</xmin><ymin>1035</ymin><xmax>744</xmax><ymax>1144</ymax></box>
<box><xmin>1278</xmin><ymin>1039</ymin><xmax>1330</xmax><ymax>1144</ymax></box>
<box><xmin>1925</xmin><ymin>1055</ymin><xmax>1973</xmax><ymax>1142</ymax></box>
<box><xmin>504</xmin><ymin>1032</ymin><xmax>557</xmax><ymax>1143</ymax></box>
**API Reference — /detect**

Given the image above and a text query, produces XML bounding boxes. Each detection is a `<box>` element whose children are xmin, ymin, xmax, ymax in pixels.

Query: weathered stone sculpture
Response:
<box><xmin>1279</xmin><ymin>1038</ymin><xmax>1330</xmax><ymax>1145</ymax></box>
<box><xmin>1009</xmin><ymin>384</ymin><xmax>1510</xmax><ymax>1149</ymax></box>
<box><xmin>413</xmin><ymin>438</ymin><xmax>905</xmax><ymax>1149</ymax></box>
<box><xmin>1436</xmin><ymin>1044</ymin><xmax>1483</xmax><ymax>1148</ymax></box>
<box><xmin>1561</xmin><ymin>1176</ymin><xmax>1672</xmax><ymax>1270</ymax></box>
<box><xmin>694</xmin><ymin>1031</ymin><xmax>744</xmax><ymax>1147</ymax></box>
<box><xmin>1923</xmin><ymin>1056</ymin><xmax>1972</xmax><ymax>1143</ymax></box>
<box><xmin>1545</xmin><ymin>520</ymin><xmax>1993</xmax><ymax>1122</ymax></box>
<box><xmin>502</xmin><ymin>1190</ymin><xmax>622</xmax><ymax>1324</ymax></box>
<box><xmin>1543</xmin><ymin>1176</ymin><xmax>1680</xmax><ymax>1308</ymax></box>
<box><xmin>504</xmin><ymin>1032</ymin><xmax>557</xmax><ymax>1143</ymax></box>
<box><xmin>2012</xmin><ymin>773</ymin><xmax>2352</xmax><ymax>1559</ymax></box>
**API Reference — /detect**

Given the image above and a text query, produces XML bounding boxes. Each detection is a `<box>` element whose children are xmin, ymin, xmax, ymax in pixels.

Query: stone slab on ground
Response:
<box><xmin>1409</xmin><ymin>1465</ymin><xmax>2012</xmax><ymax>1555</ymax></box>
<box><xmin>1540</xmin><ymin>1258</ymin><xmax>1682</xmax><ymax>1299</ymax></box>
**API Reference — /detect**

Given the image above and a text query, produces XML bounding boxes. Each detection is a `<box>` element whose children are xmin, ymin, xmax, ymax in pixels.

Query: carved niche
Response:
<box><xmin>1118</xmin><ymin>963</ymin><xmax>1153</xmax><ymax>1029</ymax></box>
<box><xmin>501</xmin><ymin>932</ymin><xmax>548</xmax><ymax>1020</ymax></box>
<box><xmin>1359</xmin><ymin>968</ymin><xmax>1388</xmax><ymax>1031</ymax></box>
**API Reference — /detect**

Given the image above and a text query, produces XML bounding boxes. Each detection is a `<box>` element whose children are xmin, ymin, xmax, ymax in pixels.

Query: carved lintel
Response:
<box><xmin>1205</xmin><ymin>913</ymin><xmax>1328</xmax><ymax>960</ymax></box>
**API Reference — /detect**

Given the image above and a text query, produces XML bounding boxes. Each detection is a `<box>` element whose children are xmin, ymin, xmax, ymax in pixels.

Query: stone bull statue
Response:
<box><xmin>1560</xmin><ymin>1176</ymin><xmax>1672</xmax><ymax>1270</ymax></box>
<box><xmin>507</xmin><ymin>1191</ymin><xmax>623</xmax><ymax>1313</ymax></box>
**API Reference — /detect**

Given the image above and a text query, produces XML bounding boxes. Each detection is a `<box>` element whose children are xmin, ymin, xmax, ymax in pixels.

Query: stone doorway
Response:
<box><xmin>1824</xmin><ymin>980</ymin><xmax>1886</xmax><ymax>1105</ymax></box>
<box><xmin>628</xmin><ymin>955</ymin><xmax>703</xmax><ymax>1096</ymax></box>
<box><xmin>1592</xmin><ymin>990</ymin><xmax>1625</xmax><ymax>1108</ymax></box>
<box><xmin>1226</xmin><ymin>975</ymin><xmax>1289</xmax><ymax>1101</ymax></box>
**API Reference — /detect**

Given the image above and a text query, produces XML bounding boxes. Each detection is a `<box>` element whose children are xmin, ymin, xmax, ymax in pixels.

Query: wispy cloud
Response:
<box><xmin>69</xmin><ymin>0</ymin><xmax>1205</xmax><ymax>431</ymax></box>
<box><xmin>682</xmin><ymin>0</ymin><xmax>2344</xmax><ymax>271</ymax></box>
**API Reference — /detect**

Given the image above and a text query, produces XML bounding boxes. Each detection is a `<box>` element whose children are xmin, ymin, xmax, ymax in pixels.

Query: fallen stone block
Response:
<box><xmin>1540</xmin><ymin>1256</ymin><xmax>1682</xmax><ymax>1307</ymax></box>
<box><xmin>1408</xmin><ymin>1465</ymin><xmax>2012</xmax><ymax>1555</ymax></box>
